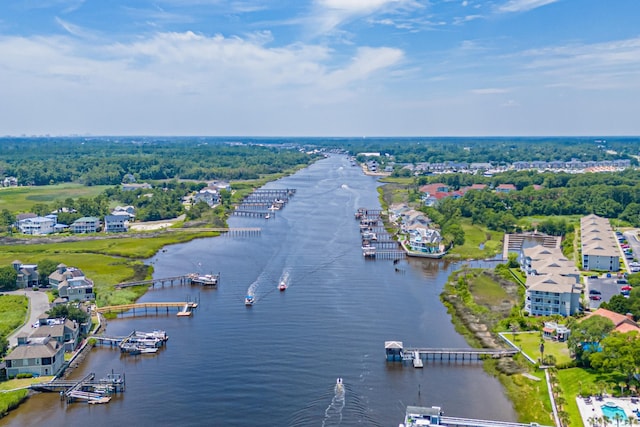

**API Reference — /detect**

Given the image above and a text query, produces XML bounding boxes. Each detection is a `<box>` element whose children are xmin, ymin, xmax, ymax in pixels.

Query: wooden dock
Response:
<box><xmin>115</xmin><ymin>273</ymin><xmax>221</xmax><ymax>290</ymax></box>
<box><xmin>385</xmin><ymin>341</ymin><xmax>518</xmax><ymax>363</ymax></box>
<box><xmin>32</xmin><ymin>372</ymin><xmax>126</xmax><ymax>404</ymax></box>
<box><xmin>96</xmin><ymin>302</ymin><xmax>198</xmax><ymax>317</ymax></box>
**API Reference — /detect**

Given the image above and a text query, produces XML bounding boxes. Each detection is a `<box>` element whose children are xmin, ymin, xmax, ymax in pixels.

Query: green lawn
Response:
<box><xmin>447</xmin><ymin>219</ymin><xmax>503</xmax><ymax>259</ymax></box>
<box><xmin>556</xmin><ymin>367</ymin><xmax>625</xmax><ymax>427</ymax></box>
<box><xmin>516</xmin><ymin>332</ymin><xmax>573</xmax><ymax>366</ymax></box>
<box><xmin>0</xmin><ymin>184</ymin><xmax>110</xmax><ymax>213</ymax></box>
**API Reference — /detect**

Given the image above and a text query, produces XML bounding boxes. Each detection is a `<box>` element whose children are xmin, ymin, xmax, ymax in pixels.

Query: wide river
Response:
<box><xmin>2</xmin><ymin>155</ymin><xmax>517</xmax><ymax>426</ymax></box>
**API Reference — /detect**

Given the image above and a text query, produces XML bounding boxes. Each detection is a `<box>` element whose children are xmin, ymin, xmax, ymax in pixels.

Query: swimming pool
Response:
<box><xmin>601</xmin><ymin>403</ymin><xmax>628</xmax><ymax>422</ymax></box>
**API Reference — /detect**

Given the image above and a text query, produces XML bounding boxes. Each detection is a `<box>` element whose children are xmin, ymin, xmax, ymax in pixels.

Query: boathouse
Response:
<box><xmin>385</xmin><ymin>341</ymin><xmax>404</xmax><ymax>361</ymax></box>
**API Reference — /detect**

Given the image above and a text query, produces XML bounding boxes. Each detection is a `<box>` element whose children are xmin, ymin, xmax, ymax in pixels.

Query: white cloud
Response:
<box><xmin>311</xmin><ymin>0</ymin><xmax>421</xmax><ymax>35</ymax></box>
<box><xmin>498</xmin><ymin>0</ymin><xmax>559</xmax><ymax>13</ymax></box>
<box><xmin>471</xmin><ymin>88</ymin><xmax>510</xmax><ymax>94</ymax></box>
<box><xmin>519</xmin><ymin>36</ymin><xmax>640</xmax><ymax>90</ymax></box>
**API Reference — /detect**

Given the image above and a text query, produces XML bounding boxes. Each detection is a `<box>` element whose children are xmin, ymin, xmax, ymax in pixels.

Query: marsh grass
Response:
<box><xmin>0</xmin><ymin>295</ymin><xmax>28</xmax><ymax>337</ymax></box>
<box><xmin>0</xmin><ymin>184</ymin><xmax>110</xmax><ymax>212</ymax></box>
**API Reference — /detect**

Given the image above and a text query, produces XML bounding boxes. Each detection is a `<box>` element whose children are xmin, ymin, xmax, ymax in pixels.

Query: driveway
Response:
<box><xmin>5</xmin><ymin>289</ymin><xmax>50</xmax><ymax>349</ymax></box>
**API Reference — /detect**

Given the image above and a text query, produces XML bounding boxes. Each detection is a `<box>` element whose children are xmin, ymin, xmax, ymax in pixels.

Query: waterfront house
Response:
<box><xmin>103</xmin><ymin>215</ymin><xmax>128</xmax><ymax>233</ymax></box>
<box><xmin>524</xmin><ymin>274</ymin><xmax>581</xmax><ymax>317</ymax></box>
<box><xmin>17</xmin><ymin>216</ymin><xmax>55</xmax><ymax>235</ymax></box>
<box><xmin>5</xmin><ymin>335</ymin><xmax>65</xmax><ymax>378</ymax></box>
<box><xmin>194</xmin><ymin>187</ymin><xmax>221</xmax><ymax>207</ymax></box>
<box><xmin>48</xmin><ymin>264</ymin><xmax>95</xmax><ymax>301</ymax></box>
<box><xmin>407</xmin><ymin>226</ymin><xmax>443</xmax><ymax>254</ymax></box>
<box><xmin>70</xmin><ymin>216</ymin><xmax>100</xmax><ymax>233</ymax></box>
<box><xmin>31</xmin><ymin>317</ymin><xmax>80</xmax><ymax>352</ymax></box>
<box><xmin>580</xmin><ymin>214</ymin><xmax>620</xmax><ymax>272</ymax></box>
<box><xmin>542</xmin><ymin>322</ymin><xmax>570</xmax><ymax>342</ymax></box>
<box><xmin>12</xmin><ymin>260</ymin><xmax>39</xmax><ymax>288</ymax></box>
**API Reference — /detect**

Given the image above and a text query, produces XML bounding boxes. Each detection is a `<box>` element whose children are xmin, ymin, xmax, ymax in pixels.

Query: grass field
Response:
<box><xmin>0</xmin><ymin>230</ymin><xmax>218</xmax><ymax>306</ymax></box>
<box><xmin>447</xmin><ymin>219</ymin><xmax>503</xmax><ymax>259</ymax></box>
<box><xmin>515</xmin><ymin>332</ymin><xmax>573</xmax><ymax>366</ymax></box>
<box><xmin>0</xmin><ymin>184</ymin><xmax>110</xmax><ymax>213</ymax></box>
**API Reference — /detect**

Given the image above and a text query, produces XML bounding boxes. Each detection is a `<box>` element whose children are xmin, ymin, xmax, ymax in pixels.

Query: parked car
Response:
<box><xmin>589</xmin><ymin>295</ymin><xmax>602</xmax><ymax>301</ymax></box>
<box><xmin>621</xmin><ymin>285</ymin><xmax>633</xmax><ymax>291</ymax></box>
<box><xmin>589</xmin><ymin>289</ymin><xmax>602</xmax><ymax>295</ymax></box>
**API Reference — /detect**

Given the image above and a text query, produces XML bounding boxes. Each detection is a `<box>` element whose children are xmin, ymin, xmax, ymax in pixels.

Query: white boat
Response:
<box><xmin>362</xmin><ymin>245</ymin><xmax>376</xmax><ymax>257</ymax></box>
<box><xmin>400</xmin><ymin>406</ymin><xmax>443</xmax><ymax>427</ymax></box>
<box><xmin>278</xmin><ymin>281</ymin><xmax>287</xmax><ymax>291</ymax></box>
<box><xmin>140</xmin><ymin>347</ymin><xmax>158</xmax><ymax>354</ymax></box>
<box><xmin>265</xmin><ymin>213</ymin><xmax>271</xmax><ymax>219</ymax></box>
<box><xmin>245</xmin><ymin>295</ymin><xmax>255</xmax><ymax>306</ymax></box>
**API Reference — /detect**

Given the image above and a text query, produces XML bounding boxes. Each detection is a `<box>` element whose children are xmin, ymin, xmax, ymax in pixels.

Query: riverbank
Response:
<box><xmin>440</xmin><ymin>267</ymin><xmax>555</xmax><ymax>425</ymax></box>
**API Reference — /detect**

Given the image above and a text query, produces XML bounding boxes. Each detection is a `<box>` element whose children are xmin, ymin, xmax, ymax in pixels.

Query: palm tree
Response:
<box><xmin>619</xmin><ymin>381</ymin><xmax>627</xmax><ymax>397</ymax></box>
<box><xmin>628</xmin><ymin>415</ymin><xmax>638</xmax><ymax>426</ymax></box>
<box><xmin>630</xmin><ymin>384</ymin><xmax>637</xmax><ymax>396</ymax></box>
<box><xmin>587</xmin><ymin>416</ymin><xmax>598</xmax><ymax>427</ymax></box>
<box><xmin>613</xmin><ymin>412</ymin><xmax>623</xmax><ymax>427</ymax></box>
<box><xmin>602</xmin><ymin>415</ymin><xmax>611</xmax><ymax>426</ymax></box>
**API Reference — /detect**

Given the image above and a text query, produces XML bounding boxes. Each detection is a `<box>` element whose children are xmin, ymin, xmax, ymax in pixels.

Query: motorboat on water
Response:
<box><xmin>278</xmin><ymin>281</ymin><xmax>287</xmax><ymax>291</ymax></box>
<box><xmin>336</xmin><ymin>378</ymin><xmax>344</xmax><ymax>392</ymax></box>
<box><xmin>244</xmin><ymin>295</ymin><xmax>255</xmax><ymax>306</ymax></box>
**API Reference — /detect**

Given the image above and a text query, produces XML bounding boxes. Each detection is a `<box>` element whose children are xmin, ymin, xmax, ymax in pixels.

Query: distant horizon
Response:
<box><xmin>1</xmin><ymin>1</ymin><xmax>640</xmax><ymax>136</ymax></box>
<box><xmin>1</xmin><ymin>134</ymin><xmax>640</xmax><ymax>140</ymax></box>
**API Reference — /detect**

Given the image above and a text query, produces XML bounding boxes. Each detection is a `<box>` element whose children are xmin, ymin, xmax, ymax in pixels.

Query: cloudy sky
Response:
<box><xmin>1</xmin><ymin>0</ymin><xmax>639</xmax><ymax>136</ymax></box>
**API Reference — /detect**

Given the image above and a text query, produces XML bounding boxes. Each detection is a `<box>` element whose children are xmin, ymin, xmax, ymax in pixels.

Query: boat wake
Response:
<box><xmin>322</xmin><ymin>378</ymin><xmax>345</xmax><ymax>427</ymax></box>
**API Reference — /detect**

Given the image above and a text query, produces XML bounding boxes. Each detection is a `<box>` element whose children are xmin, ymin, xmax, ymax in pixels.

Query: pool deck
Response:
<box><xmin>577</xmin><ymin>396</ymin><xmax>640</xmax><ymax>425</ymax></box>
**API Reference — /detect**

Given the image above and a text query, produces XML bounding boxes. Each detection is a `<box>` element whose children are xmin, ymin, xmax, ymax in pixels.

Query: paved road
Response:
<box><xmin>5</xmin><ymin>289</ymin><xmax>50</xmax><ymax>348</ymax></box>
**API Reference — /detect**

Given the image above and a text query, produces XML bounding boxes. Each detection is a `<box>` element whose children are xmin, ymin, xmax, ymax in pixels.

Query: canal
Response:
<box><xmin>1</xmin><ymin>155</ymin><xmax>518</xmax><ymax>426</ymax></box>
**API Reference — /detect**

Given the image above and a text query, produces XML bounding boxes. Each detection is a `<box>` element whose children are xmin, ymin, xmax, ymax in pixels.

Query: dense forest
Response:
<box><xmin>0</xmin><ymin>137</ymin><xmax>320</xmax><ymax>186</ymax></box>
<box><xmin>317</xmin><ymin>136</ymin><xmax>640</xmax><ymax>165</ymax></box>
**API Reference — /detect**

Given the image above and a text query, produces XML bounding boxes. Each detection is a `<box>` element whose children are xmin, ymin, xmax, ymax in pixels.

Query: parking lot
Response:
<box><xmin>585</xmin><ymin>274</ymin><xmax>629</xmax><ymax>310</ymax></box>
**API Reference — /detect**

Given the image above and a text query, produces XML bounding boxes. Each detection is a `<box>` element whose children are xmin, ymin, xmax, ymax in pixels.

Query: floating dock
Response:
<box><xmin>96</xmin><ymin>301</ymin><xmax>198</xmax><ymax>317</ymax></box>
<box><xmin>401</xmin><ymin>405</ymin><xmax>551</xmax><ymax>427</ymax></box>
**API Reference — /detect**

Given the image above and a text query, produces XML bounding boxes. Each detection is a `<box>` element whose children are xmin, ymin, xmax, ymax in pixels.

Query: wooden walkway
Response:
<box><xmin>404</xmin><ymin>347</ymin><xmax>518</xmax><ymax>361</ymax></box>
<box><xmin>115</xmin><ymin>275</ymin><xmax>192</xmax><ymax>289</ymax></box>
<box><xmin>96</xmin><ymin>302</ymin><xmax>198</xmax><ymax>317</ymax></box>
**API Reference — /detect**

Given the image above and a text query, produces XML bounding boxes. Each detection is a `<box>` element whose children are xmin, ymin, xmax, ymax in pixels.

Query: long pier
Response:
<box><xmin>96</xmin><ymin>302</ymin><xmax>198</xmax><ymax>317</ymax></box>
<box><xmin>115</xmin><ymin>273</ymin><xmax>220</xmax><ymax>290</ymax></box>
<box><xmin>385</xmin><ymin>341</ymin><xmax>518</xmax><ymax>363</ymax></box>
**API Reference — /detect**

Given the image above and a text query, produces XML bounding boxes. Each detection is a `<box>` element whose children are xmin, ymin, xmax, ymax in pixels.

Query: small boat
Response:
<box><xmin>245</xmin><ymin>295</ymin><xmax>255</xmax><ymax>306</ymax></box>
<box><xmin>265</xmin><ymin>213</ymin><xmax>271</xmax><ymax>219</ymax></box>
<box><xmin>278</xmin><ymin>281</ymin><xmax>287</xmax><ymax>291</ymax></box>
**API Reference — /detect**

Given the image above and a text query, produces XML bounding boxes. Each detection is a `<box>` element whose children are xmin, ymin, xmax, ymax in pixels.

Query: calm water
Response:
<box><xmin>2</xmin><ymin>155</ymin><xmax>517</xmax><ymax>426</ymax></box>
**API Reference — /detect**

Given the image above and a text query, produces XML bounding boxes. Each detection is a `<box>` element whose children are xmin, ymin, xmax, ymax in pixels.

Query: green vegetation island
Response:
<box><xmin>2</xmin><ymin>136</ymin><xmax>640</xmax><ymax>425</ymax></box>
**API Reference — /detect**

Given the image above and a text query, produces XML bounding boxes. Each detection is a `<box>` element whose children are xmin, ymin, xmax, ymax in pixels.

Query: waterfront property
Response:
<box><xmin>577</xmin><ymin>396</ymin><xmax>639</xmax><ymax>427</ymax></box>
<box><xmin>48</xmin><ymin>264</ymin><xmax>95</xmax><ymax>302</ymax></box>
<box><xmin>400</xmin><ymin>405</ymin><xmax>551</xmax><ymax>427</ymax></box>
<box><xmin>5</xmin><ymin>334</ymin><xmax>65</xmax><ymax>378</ymax></box>
<box><xmin>70</xmin><ymin>216</ymin><xmax>100</xmax><ymax>233</ymax></box>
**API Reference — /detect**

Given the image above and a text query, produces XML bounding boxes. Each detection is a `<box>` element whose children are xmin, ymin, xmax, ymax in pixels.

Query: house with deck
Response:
<box><xmin>103</xmin><ymin>215</ymin><xmax>127</xmax><ymax>233</ymax></box>
<box><xmin>48</xmin><ymin>264</ymin><xmax>95</xmax><ymax>301</ymax></box>
<box><xmin>12</xmin><ymin>260</ymin><xmax>39</xmax><ymax>288</ymax></box>
<box><xmin>70</xmin><ymin>217</ymin><xmax>100</xmax><ymax>234</ymax></box>
<box><xmin>4</xmin><ymin>335</ymin><xmax>65</xmax><ymax>378</ymax></box>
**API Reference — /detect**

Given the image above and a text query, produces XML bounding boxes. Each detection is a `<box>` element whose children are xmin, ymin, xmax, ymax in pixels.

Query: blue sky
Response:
<box><xmin>1</xmin><ymin>0</ymin><xmax>639</xmax><ymax>136</ymax></box>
